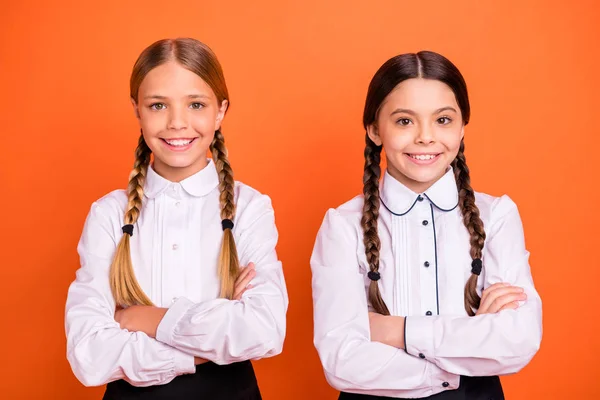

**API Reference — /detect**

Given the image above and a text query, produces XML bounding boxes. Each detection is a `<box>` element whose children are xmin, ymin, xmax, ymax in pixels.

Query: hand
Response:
<box><xmin>114</xmin><ymin>305</ymin><xmax>168</xmax><ymax>338</ymax></box>
<box><xmin>233</xmin><ymin>262</ymin><xmax>256</xmax><ymax>300</ymax></box>
<box><xmin>368</xmin><ymin>312</ymin><xmax>405</xmax><ymax>350</ymax></box>
<box><xmin>476</xmin><ymin>283</ymin><xmax>527</xmax><ymax>315</ymax></box>
<box><xmin>194</xmin><ymin>357</ymin><xmax>209</xmax><ymax>365</ymax></box>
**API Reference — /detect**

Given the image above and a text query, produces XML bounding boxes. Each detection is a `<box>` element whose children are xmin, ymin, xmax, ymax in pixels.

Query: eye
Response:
<box><xmin>190</xmin><ymin>102</ymin><xmax>205</xmax><ymax>110</ymax></box>
<box><xmin>150</xmin><ymin>103</ymin><xmax>166</xmax><ymax>111</ymax></box>
<box><xmin>437</xmin><ymin>116</ymin><xmax>452</xmax><ymax>125</ymax></box>
<box><xmin>396</xmin><ymin>118</ymin><xmax>413</xmax><ymax>126</ymax></box>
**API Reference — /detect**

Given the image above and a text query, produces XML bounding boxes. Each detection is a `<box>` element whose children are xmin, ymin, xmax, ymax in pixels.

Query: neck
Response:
<box><xmin>152</xmin><ymin>158</ymin><xmax>209</xmax><ymax>182</ymax></box>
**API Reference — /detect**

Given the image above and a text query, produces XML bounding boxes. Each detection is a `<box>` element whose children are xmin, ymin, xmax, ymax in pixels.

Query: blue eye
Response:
<box><xmin>397</xmin><ymin>118</ymin><xmax>412</xmax><ymax>126</ymax></box>
<box><xmin>190</xmin><ymin>102</ymin><xmax>204</xmax><ymax>110</ymax></box>
<box><xmin>150</xmin><ymin>103</ymin><xmax>166</xmax><ymax>110</ymax></box>
<box><xmin>437</xmin><ymin>116</ymin><xmax>452</xmax><ymax>125</ymax></box>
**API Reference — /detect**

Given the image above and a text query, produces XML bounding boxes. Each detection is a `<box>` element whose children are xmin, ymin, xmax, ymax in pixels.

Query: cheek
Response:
<box><xmin>381</xmin><ymin>130</ymin><xmax>411</xmax><ymax>154</ymax></box>
<box><xmin>138</xmin><ymin>111</ymin><xmax>165</xmax><ymax>133</ymax></box>
<box><xmin>443</xmin><ymin>130</ymin><xmax>464</xmax><ymax>153</ymax></box>
<box><xmin>190</xmin><ymin>112</ymin><xmax>218</xmax><ymax>132</ymax></box>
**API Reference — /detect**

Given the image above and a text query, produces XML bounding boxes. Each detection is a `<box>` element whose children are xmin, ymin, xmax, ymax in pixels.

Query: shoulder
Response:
<box><xmin>88</xmin><ymin>189</ymin><xmax>128</xmax><ymax>222</ymax></box>
<box><xmin>474</xmin><ymin>191</ymin><xmax>520</xmax><ymax>228</ymax></box>
<box><xmin>81</xmin><ymin>189</ymin><xmax>129</xmax><ymax>237</ymax></box>
<box><xmin>233</xmin><ymin>181</ymin><xmax>277</xmax><ymax>228</ymax></box>
<box><xmin>78</xmin><ymin>189</ymin><xmax>128</xmax><ymax>253</ymax></box>
<box><xmin>318</xmin><ymin>195</ymin><xmax>364</xmax><ymax>236</ymax></box>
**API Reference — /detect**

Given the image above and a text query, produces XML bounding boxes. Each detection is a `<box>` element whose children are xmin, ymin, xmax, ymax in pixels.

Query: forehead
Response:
<box><xmin>382</xmin><ymin>78</ymin><xmax>458</xmax><ymax>113</ymax></box>
<box><xmin>138</xmin><ymin>61</ymin><xmax>215</xmax><ymax>97</ymax></box>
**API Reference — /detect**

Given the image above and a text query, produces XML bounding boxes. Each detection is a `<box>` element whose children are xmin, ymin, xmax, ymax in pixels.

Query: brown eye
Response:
<box><xmin>437</xmin><ymin>117</ymin><xmax>452</xmax><ymax>125</ymax></box>
<box><xmin>397</xmin><ymin>118</ymin><xmax>412</xmax><ymax>126</ymax></box>
<box><xmin>190</xmin><ymin>102</ymin><xmax>204</xmax><ymax>110</ymax></box>
<box><xmin>150</xmin><ymin>103</ymin><xmax>165</xmax><ymax>110</ymax></box>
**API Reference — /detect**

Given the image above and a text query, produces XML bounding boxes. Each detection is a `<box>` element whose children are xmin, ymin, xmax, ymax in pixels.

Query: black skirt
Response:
<box><xmin>103</xmin><ymin>360</ymin><xmax>261</xmax><ymax>400</ymax></box>
<box><xmin>339</xmin><ymin>376</ymin><xmax>504</xmax><ymax>400</ymax></box>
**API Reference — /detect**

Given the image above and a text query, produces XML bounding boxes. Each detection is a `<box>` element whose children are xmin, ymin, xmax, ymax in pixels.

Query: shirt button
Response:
<box><xmin>422</xmin><ymin>220</ymin><xmax>428</xmax><ymax>226</ymax></box>
<box><xmin>175</xmin><ymin>201</ymin><xmax>181</xmax><ymax>207</ymax></box>
<box><xmin>417</xmin><ymin>195</ymin><xmax>424</xmax><ymax>202</ymax></box>
<box><xmin>419</xmin><ymin>353</ymin><xmax>426</xmax><ymax>359</ymax></box>
<box><xmin>424</xmin><ymin>261</ymin><xmax>430</xmax><ymax>267</ymax></box>
<box><xmin>442</xmin><ymin>382</ymin><xmax>450</xmax><ymax>388</ymax></box>
<box><xmin>426</xmin><ymin>311</ymin><xmax>433</xmax><ymax>316</ymax></box>
<box><xmin>172</xmin><ymin>297</ymin><xmax>178</xmax><ymax>303</ymax></box>
<box><xmin>172</xmin><ymin>244</ymin><xmax>178</xmax><ymax>250</ymax></box>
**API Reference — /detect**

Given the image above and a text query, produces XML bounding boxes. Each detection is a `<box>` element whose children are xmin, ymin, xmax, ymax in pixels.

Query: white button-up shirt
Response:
<box><xmin>311</xmin><ymin>167</ymin><xmax>542</xmax><ymax>398</ymax></box>
<box><xmin>65</xmin><ymin>159</ymin><xmax>288</xmax><ymax>387</ymax></box>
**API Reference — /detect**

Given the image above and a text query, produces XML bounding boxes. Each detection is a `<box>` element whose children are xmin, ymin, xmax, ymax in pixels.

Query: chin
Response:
<box><xmin>403</xmin><ymin>167</ymin><xmax>447</xmax><ymax>184</ymax></box>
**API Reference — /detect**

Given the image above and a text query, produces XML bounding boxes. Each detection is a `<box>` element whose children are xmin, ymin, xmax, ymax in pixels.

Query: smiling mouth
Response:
<box><xmin>406</xmin><ymin>153</ymin><xmax>441</xmax><ymax>161</ymax></box>
<box><xmin>161</xmin><ymin>138</ymin><xmax>197</xmax><ymax>147</ymax></box>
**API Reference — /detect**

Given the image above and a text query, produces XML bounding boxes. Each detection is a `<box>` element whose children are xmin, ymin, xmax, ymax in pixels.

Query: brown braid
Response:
<box><xmin>452</xmin><ymin>139</ymin><xmax>486</xmax><ymax>316</ymax></box>
<box><xmin>109</xmin><ymin>132</ymin><xmax>154</xmax><ymax>306</ymax></box>
<box><xmin>210</xmin><ymin>129</ymin><xmax>240</xmax><ymax>299</ymax></box>
<box><xmin>361</xmin><ymin>134</ymin><xmax>390</xmax><ymax>316</ymax></box>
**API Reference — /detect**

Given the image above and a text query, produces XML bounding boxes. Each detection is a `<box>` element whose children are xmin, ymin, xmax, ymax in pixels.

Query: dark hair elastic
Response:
<box><xmin>367</xmin><ymin>271</ymin><xmax>381</xmax><ymax>281</ymax></box>
<box><xmin>122</xmin><ymin>224</ymin><xmax>134</xmax><ymax>237</ymax></box>
<box><xmin>221</xmin><ymin>219</ymin><xmax>234</xmax><ymax>231</ymax></box>
<box><xmin>471</xmin><ymin>258</ymin><xmax>483</xmax><ymax>275</ymax></box>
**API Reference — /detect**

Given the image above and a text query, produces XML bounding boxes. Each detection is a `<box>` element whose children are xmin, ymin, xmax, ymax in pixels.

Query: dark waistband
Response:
<box><xmin>103</xmin><ymin>360</ymin><xmax>261</xmax><ymax>400</ymax></box>
<box><xmin>339</xmin><ymin>375</ymin><xmax>504</xmax><ymax>400</ymax></box>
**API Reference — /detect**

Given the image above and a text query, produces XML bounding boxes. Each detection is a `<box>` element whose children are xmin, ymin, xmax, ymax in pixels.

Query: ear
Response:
<box><xmin>215</xmin><ymin>99</ymin><xmax>229</xmax><ymax>130</ymax></box>
<box><xmin>366</xmin><ymin>123</ymin><xmax>382</xmax><ymax>146</ymax></box>
<box><xmin>460</xmin><ymin>125</ymin><xmax>465</xmax><ymax>140</ymax></box>
<box><xmin>130</xmin><ymin>98</ymin><xmax>140</xmax><ymax>120</ymax></box>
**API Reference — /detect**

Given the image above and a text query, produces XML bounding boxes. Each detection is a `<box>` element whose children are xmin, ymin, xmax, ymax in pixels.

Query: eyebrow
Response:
<box><xmin>143</xmin><ymin>94</ymin><xmax>210</xmax><ymax>100</ymax></box>
<box><xmin>390</xmin><ymin>106</ymin><xmax>458</xmax><ymax>116</ymax></box>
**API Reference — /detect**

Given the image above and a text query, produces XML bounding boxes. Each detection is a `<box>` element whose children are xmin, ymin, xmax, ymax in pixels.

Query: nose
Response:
<box><xmin>167</xmin><ymin>106</ymin><xmax>188</xmax><ymax>131</ymax></box>
<box><xmin>416</xmin><ymin>123</ymin><xmax>435</xmax><ymax>144</ymax></box>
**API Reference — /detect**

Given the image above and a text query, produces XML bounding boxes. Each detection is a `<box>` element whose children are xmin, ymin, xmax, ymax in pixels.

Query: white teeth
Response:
<box><xmin>410</xmin><ymin>154</ymin><xmax>437</xmax><ymax>160</ymax></box>
<box><xmin>165</xmin><ymin>139</ymin><xmax>192</xmax><ymax>147</ymax></box>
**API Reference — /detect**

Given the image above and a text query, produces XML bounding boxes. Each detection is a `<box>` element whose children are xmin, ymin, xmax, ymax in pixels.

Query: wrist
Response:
<box><xmin>389</xmin><ymin>316</ymin><xmax>406</xmax><ymax>349</ymax></box>
<box><xmin>149</xmin><ymin>307</ymin><xmax>168</xmax><ymax>338</ymax></box>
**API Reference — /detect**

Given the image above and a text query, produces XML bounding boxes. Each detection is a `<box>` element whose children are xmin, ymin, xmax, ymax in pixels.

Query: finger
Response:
<box><xmin>233</xmin><ymin>284</ymin><xmax>254</xmax><ymax>301</ymax></box>
<box><xmin>498</xmin><ymin>301</ymin><xmax>521</xmax><ymax>312</ymax></box>
<box><xmin>480</xmin><ymin>287</ymin><xmax>525</xmax><ymax>311</ymax></box>
<box><xmin>237</xmin><ymin>262</ymin><xmax>256</xmax><ymax>281</ymax></box>
<box><xmin>235</xmin><ymin>263</ymin><xmax>255</xmax><ymax>283</ymax></box>
<box><xmin>236</xmin><ymin>269</ymin><xmax>256</xmax><ymax>289</ymax></box>
<box><xmin>479</xmin><ymin>283</ymin><xmax>509</xmax><ymax>305</ymax></box>
<box><xmin>480</xmin><ymin>282</ymin><xmax>512</xmax><ymax>299</ymax></box>
<box><xmin>233</xmin><ymin>270</ymin><xmax>256</xmax><ymax>299</ymax></box>
<box><xmin>488</xmin><ymin>292</ymin><xmax>527</xmax><ymax>313</ymax></box>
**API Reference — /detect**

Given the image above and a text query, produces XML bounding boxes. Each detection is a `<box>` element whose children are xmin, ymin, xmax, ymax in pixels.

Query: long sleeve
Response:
<box><xmin>155</xmin><ymin>193</ymin><xmax>288</xmax><ymax>365</ymax></box>
<box><xmin>311</xmin><ymin>209</ymin><xmax>450</xmax><ymax>397</ymax></box>
<box><xmin>404</xmin><ymin>195</ymin><xmax>543</xmax><ymax>376</ymax></box>
<box><xmin>65</xmin><ymin>201</ymin><xmax>196</xmax><ymax>387</ymax></box>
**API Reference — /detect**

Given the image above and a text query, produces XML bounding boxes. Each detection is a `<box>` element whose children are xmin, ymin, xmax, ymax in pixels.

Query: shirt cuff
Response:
<box><xmin>156</xmin><ymin>297</ymin><xmax>194</xmax><ymax>347</ymax></box>
<box><xmin>173</xmin><ymin>348</ymin><xmax>196</xmax><ymax>375</ymax></box>
<box><xmin>404</xmin><ymin>316</ymin><xmax>435</xmax><ymax>360</ymax></box>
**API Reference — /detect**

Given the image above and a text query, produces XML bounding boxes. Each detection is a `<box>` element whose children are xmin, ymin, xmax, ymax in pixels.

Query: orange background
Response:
<box><xmin>1</xmin><ymin>1</ymin><xmax>599</xmax><ymax>399</ymax></box>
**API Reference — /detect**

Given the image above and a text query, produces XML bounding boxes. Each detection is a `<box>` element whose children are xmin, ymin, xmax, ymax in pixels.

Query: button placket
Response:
<box><xmin>418</xmin><ymin>200</ymin><xmax>437</xmax><ymax>318</ymax></box>
<box><xmin>162</xmin><ymin>192</ymin><xmax>185</xmax><ymax>307</ymax></box>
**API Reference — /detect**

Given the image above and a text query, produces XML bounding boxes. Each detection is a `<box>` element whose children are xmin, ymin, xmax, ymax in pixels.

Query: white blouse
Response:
<box><xmin>65</xmin><ymin>159</ymin><xmax>288</xmax><ymax>387</ymax></box>
<box><xmin>311</xmin><ymin>167</ymin><xmax>542</xmax><ymax>398</ymax></box>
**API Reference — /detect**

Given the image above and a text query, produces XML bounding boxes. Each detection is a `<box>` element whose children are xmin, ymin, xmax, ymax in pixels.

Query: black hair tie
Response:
<box><xmin>367</xmin><ymin>271</ymin><xmax>381</xmax><ymax>281</ymax></box>
<box><xmin>221</xmin><ymin>219</ymin><xmax>234</xmax><ymax>231</ymax></box>
<box><xmin>122</xmin><ymin>224</ymin><xmax>134</xmax><ymax>237</ymax></box>
<box><xmin>471</xmin><ymin>258</ymin><xmax>483</xmax><ymax>275</ymax></box>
